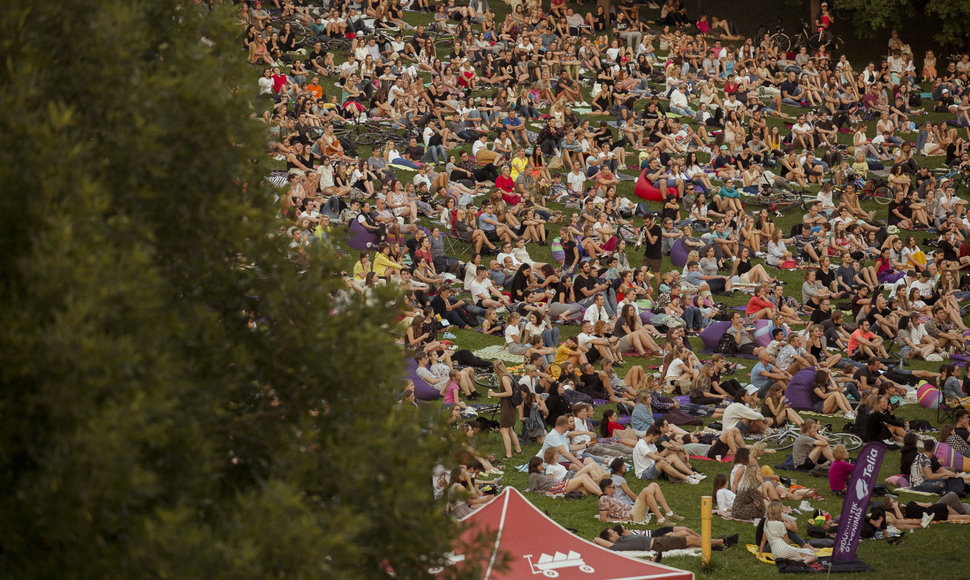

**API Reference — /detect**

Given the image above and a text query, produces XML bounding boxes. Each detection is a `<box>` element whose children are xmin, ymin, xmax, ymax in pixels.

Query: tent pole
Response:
<box><xmin>701</xmin><ymin>496</ymin><xmax>712</xmax><ymax>565</ymax></box>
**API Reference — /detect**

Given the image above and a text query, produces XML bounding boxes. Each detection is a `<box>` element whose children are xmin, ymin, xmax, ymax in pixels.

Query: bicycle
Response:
<box><xmin>791</xmin><ymin>20</ymin><xmax>845</xmax><ymax>53</ymax></box>
<box><xmin>757</xmin><ymin>422</ymin><xmax>863</xmax><ymax>452</ymax></box>
<box><xmin>833</xmin><ymin>177</ymin><xmax>892</xmax><ymax>205</ymax></box>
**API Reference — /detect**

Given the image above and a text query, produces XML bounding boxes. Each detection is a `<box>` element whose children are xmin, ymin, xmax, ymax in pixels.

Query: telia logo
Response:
<box><xmin>855</xmin><ymin>478</ymin><xmax>868</xmax><ymax>499</ymax></box>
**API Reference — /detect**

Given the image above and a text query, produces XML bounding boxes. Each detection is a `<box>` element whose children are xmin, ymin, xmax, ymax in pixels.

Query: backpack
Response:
<box><xmin>510</xmin><ymin>384</ymin><xmax>524</xmax><ymax>407</ymax></box>
<box><xmin>520</xmin><ymin>404</ymin><xmax>546</xmax><ymax>443</ymax></box>
<box><xmin>715</xmin><ymin>331</ymin><xmax>737</xmax><ymax>355</ymax></box>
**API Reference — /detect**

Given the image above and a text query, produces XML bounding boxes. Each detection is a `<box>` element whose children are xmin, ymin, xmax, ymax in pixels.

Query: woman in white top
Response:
<box><xmin>765</xmin><ymin>229</ymin><xmax>793</xmax><ymax>266</ymax></box>
<box><xmin>759</xmin><ymin>501</ymin><xmax>819</xmax><ymax>565</ymax></box>
<box><xmin>661</xmin><ymin>345</ymin><xmax>697</xmax><ymax>391</ymax></box>
<box><xmin>504</xmin><ymin>312</ymin><xmax>530</xmax><ymax>355</ymax></box>
<box><xmin>712</xmin><ymin>473</ymin><xmax>736</xmax><ymax>512</ymax></box>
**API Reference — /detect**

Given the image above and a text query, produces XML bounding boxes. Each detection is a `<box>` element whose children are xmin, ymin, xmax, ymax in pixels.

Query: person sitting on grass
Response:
<box><xmin>633</xmin><ymin>425</ymin><xmax>701</xmax><ymax>484</ymax></box>
<box><xmin>793</xmin><ymin>419</ymin><xmax>835</xmax><ymax>471</ymax></box>
<box><xmin>526</xmin><ymin>453</ymin><xmax>603</xmax><ymax>497</ymax></box>
<box><xmin>596</xmin><ymin>477</ymin><xmax>685</xmax><ymax>525</ymax></box>
<box><xmin>758</xmin><ymin>500</ymin><xmax>821</xmax><ymax>568</ymax></box>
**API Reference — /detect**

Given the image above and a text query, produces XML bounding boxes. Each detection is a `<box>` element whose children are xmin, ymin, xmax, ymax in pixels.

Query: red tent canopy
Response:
<box><xmin>439</xmin><ymin>488</ymin><xmax>695</xmax><ymax>579</ymax></box>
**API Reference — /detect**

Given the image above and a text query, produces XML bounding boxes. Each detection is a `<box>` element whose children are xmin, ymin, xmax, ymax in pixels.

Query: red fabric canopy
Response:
<box><xmin>441</xmin><ymin>488</ymin><xmax>695</xmax><ymax>579</ymax></box>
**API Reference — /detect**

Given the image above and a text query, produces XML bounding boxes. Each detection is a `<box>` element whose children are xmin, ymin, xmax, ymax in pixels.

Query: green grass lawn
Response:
<box><xmin>260</xmin><ymin>3</ymin><xmax>970</xmax><ymax>576</ymax></box>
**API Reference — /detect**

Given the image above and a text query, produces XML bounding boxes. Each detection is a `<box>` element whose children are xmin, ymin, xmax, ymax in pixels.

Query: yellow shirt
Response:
<box><xmin>372</xmin><ymin>253</ymin><xmax>401</xmax><ymax>276</ymax></box>
<box><xmin>353</xmin><ymin>260</ymin><xmax>371</xmax><ymax>281</ymax></box>
<box><xmin>510</xmin><ymin>156</ymin><xmax>528</xmax><ymax>181</ymax></box>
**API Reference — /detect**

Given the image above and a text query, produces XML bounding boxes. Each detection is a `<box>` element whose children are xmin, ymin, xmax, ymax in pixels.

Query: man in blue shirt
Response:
<box><xmin>750</xmin><ymin>348</ymin><xmax>791</xmax><ymax>397</ymax></box>
<box><xmin>502</xmin><ymin>110</ymin><xmax>529</xmax><ymax>146</ymax></box>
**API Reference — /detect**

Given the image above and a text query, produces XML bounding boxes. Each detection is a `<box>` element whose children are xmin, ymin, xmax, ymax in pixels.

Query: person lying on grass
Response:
<box><xmin>593</xmin><ymin>523</ymin><xmax>736</xmax><ymax>561</ymax></box>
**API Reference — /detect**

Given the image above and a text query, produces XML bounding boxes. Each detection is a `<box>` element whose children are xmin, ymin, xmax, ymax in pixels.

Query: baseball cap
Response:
<box><xmin>744</xmin><ymin>385</ymin><xmax>760</xmax><ymax>396</ymax></box>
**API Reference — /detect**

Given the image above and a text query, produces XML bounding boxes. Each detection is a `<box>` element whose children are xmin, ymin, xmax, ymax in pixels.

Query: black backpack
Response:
<box><xmin>510</xmin><ymin>384</ymin><xmax>524</xmax><ymax>407</ymax></box>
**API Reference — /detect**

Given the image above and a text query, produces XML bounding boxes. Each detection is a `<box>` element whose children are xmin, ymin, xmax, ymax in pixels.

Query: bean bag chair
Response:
<box><xmin>785</xmin><ymin>367</ymin><xmax>818</xmax><ymax>411</ymax></box>
<box><xmin>551</xmin><ymin>237</ymin><xmax>565</xmax><ymax>263</ymax></box>
<box><xmin>405</xmin><ymin>360</ymin><xmax>442</xmax><ymax>401</ymax></box>
<box><xmin>916</xmin><ymin>381</ymin><xmax>940</xmax><ymax>410</ymax></box>
<box><xmin>639</xmin><ymin>311</ymin><xmax>657</xmax><ymax>325</ymax></box>
<box><xmin>634</xmin><ymin>169</ymin><xmax>680</xmax><ymax>202</ymax></box>
<box><xmin>348</xmin><ymin>220</ymin><xmax>380</xmax><ymax>250</ymax></box>
<box><xmin>753</xmin><ymin>320</ymin><xmax>774</xmax><ymax>347</ymax></box>
<box><xmin>935</xmin><ymin>441</ymin><xmax>968</xmax><ymax>472</ymax></box>
<box><xmin>670</xmin><ymin>238</ymin><xmax>689</xmax><ymax>267</ymax></box>
<box><xmin>700</xmin><ymin>321</ymin><xmax>732</xmax><ymax>351</ymax></box>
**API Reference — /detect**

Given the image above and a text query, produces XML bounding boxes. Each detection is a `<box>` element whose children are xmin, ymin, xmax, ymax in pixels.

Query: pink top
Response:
<box><xmin>829</xmin><ymin>459</ymin><xmax>854</xmax><ymax>492</ymax></box>
<box><xmin>443</xmin><ymin>381</ymin><xmax>460</xmax><ymax>405</ymax></box>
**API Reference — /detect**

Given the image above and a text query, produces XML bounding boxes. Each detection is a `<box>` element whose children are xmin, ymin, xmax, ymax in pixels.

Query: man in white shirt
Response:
<box><xmin>468</xmin><ymin>268</ymin><xmax>509</xmax><ymax>309</ymax></box>
<box><xmin>582</xmin><ymin>294</ymin><xmax>612</xmax><ymax>325</ymax></box>
<box><xmin>567</xmin><ymin>165</ymin><xmax>586</xmax><ymax>195</ymax></box>
<box><xmin>668</xmin><ymin>86</ymin><xmax>694</xmax><ymax>118</ymax></box>
<box><xmin>577</xmin><ymin>320</ymin><xmax>618</xmax><ymax>365</ymax></box>
<box><xmin>536</xmin><ymin>416</ymin><xmax>610</xmax><ymax>478</ymax></box>
<box><xmin>721</xmin><ymin>386</ymin><xmax>769</xmax><ymax>433</ymax></box>
<box><xmin>908</xmin><ymin>269</ymin><xmax>935</xmax><ymax>300</ymax></box>
<box><xmin>633</xmin><ymin>426</ymin><xmax>699</xmax><ymax>483</ymax></box>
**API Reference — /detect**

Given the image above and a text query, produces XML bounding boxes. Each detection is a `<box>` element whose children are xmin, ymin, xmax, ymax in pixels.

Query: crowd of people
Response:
<box><xmin>240</xmin><ymin>0</ymin><xmax>970</xmax><ymax>564</ymax></box>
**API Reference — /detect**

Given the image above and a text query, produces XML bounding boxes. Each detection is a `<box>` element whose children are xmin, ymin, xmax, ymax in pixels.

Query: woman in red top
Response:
<box><xmin>745</xmin><ymin>284</ymin><xmax>776</xmax><ymax>319</ymax></box>
<box><xmin>494</xmin><ymin>166</ymin><xmax>520</xmax><ymax>206</ymax></box>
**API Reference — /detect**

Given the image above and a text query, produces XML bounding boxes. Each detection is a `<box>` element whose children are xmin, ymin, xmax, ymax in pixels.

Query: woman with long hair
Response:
<box><xmin>488</xmin><ymin>361</ymin><xmax>523</xmax><ymax>459</ymax></box>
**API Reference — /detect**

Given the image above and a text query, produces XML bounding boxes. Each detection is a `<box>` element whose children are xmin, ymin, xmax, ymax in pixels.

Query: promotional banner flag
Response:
<box><xmin>832</xmin><ymin>442</ymin><xmax>887</xmax><ymax>562</ymax></box>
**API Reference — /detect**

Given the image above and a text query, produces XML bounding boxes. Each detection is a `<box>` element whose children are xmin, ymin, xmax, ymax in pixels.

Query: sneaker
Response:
<box><xmin>799</xmin><ymin>500</ymin><xmax>814</xmax><ymax>512</ymax></box>
<box><xmin>921</xmin><ymin>512</ymin><xmax>934</xmax><ymax>528</ymax></box>
<box><xmin>684</xmin><ymin>476</ymin><xmax>700</xmax><ymax>485</ymax></box>
<box><xmin>725</xmin><ymin>533</ymin><xmax>739</xmax><ymax>547</ymax></box>
<box><xmin>666</xmin><ymin>512</ymin><xmax>685</xmax><ymax>522</ymax></box>
<box><xmin>691</xmin><ymin>472</ymin><xmax>708</xmax><ymax>481</ymax></box>
<box><xmin>882</xmin><ymin>438</ymin><xmax>897</xmax><ymax>446</ymax></box>
<box><xmin>843</xmin><ymin>411</ymin><xmax>856</xmax><ymax>421</ymax></box>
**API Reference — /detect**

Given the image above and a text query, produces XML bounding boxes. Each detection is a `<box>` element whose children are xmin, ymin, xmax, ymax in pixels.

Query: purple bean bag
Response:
<box><xmin>348</xmin><ymin>220</ymin><xmax>380</xmax><ymax>250</ymax></box>
<box><xmin>405</xmin><ymin>360</ymin><xmax>442</xmax><ymax>401</ymax></box>
<box><xmin>551</xmin><ymin>238</ymin><xmax>565</xmax><ymax>263</ymax></box>
<box><xmin>700</xmin><ymin>321</ymin><xmax>732</xmax><ymax>351</ymax></box>
<box><xmin>753</xmin><ymin>319</ymin><xmax>774</xmax><ymax>347</ymax></box>
<box><xmin>785</xmin><ymin>367</ymin><xmax>817</xmax><ymax>410</ymax></box>
<box><xmin>670</xmin><ymin>238</ymin><xmax>689</xmax><ymax>267</ymax></box>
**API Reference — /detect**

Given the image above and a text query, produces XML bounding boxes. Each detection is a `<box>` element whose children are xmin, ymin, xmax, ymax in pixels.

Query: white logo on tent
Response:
<box><xmin>523</xmin><ymin>551</ymin><xmax>595</xmax><ymax>577</ymax></box>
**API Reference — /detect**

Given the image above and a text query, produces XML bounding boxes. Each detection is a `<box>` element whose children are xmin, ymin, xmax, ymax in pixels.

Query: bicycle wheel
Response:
<box><xmin>475</xmin><ymin>373</ymin><xmax>499</xmax><ymax>389</ymax></box>
<box><xmin>762</xmin><ymin>431</ymin><xmax>798</xmax><ymax>451</ymax></box>
<box><xmin>356</xmin><ymin>132</ymin><xmax>385</xmax><ymax>146</ymax></box>
<box><xmin>871</xmin><ymin>186</ymin><xmax>893</xmax><ymax>205</ymax></box>
<box><xmin>769</xmin><ymin>32</ymin><xmax>790</xmax><ymax>54</ymax></box>
<box><xmin>827</xmin><ymin>432</ymin><xmax>863</xmax><ymax>451</ymax></box>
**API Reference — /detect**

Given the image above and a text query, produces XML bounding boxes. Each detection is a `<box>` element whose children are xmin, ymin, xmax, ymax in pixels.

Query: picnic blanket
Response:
<box><xmin>472</xmin><ymin>345</ymin><xmax>524</xmax><ymax>364</ymax></box>
<box><xmin>621</xmin><ymin>549</ymin><xmax>702</xmax><ymax>559</ymax></box>
<box><xmin>891</xmin><ymin>487</ymin><xmax>938</xmax><ymax>497</ymax></box>
<box><xmin>716</xmin><ymin>509</ymin><xmax>756</xmax><ymax>523</ymax></box>
<box><xmin>745</xmin><ymin>544</ymin><xmax>832</xmax><ymax>565</ymax></box>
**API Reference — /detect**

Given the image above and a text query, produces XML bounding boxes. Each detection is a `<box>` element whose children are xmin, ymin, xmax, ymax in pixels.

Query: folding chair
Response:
<box><xmin>938</xmin><ymin>395</ymin><xmax>961</xmax><ymax>425</ymax></box>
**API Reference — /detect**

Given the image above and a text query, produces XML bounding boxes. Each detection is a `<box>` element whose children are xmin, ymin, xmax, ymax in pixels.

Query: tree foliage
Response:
<box><xmin>0</xmin><ymin>1</ymin><xmax>482</xmax><ymax>577</ymax></box>
<box><xmin>836</xmin><ymin>0</ymin><xmax>970</xmax><ymax>48</ymax></box>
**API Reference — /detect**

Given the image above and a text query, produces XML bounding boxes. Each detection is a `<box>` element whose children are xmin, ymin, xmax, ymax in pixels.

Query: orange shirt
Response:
<box><xmin>306</xmin><ymin>83</ymin><xmax>323</xmax><ymax>99</ymax></box>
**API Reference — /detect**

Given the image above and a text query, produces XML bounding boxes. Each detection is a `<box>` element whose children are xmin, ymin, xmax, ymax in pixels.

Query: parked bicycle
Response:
<box><xmin>833</xmin><ymin>177</ymin><xmax>892</xmax><ymax>205</ymax></box>
<box><xmin>756</xmin><ymin>422</ymin><xmax>863</xmax><ymax>452</ymax></box>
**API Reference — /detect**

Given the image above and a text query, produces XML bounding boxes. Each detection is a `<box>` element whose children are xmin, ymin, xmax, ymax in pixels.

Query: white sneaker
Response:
<box><xmin>844</xmin><ymin>412</ymin><xmax>856</xmax><ymax>421</ymax></box>
<box><xmin>921</xmin><ymin>512</ymin><xmax>934</xmax><ymax>528</ymax></box>
<box><xmin>882</xmin><ymin>439</ymin><xmax>897</xmax><ymax>446</ymax></box>
<box><xmin>799</xmin><ymin>500</ymin><xmax>814</xmax><ymax>512</ymax></box>
<box><xmin>692</xmin><ymin>472</ymin><xmax>708</xmax><ymax>480</ymax></box>
<box><xmin>685</xmin><ymin>476</ymin><xmax>701</xmax><ymax>485</ymax></box>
